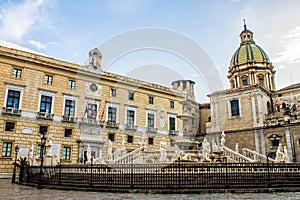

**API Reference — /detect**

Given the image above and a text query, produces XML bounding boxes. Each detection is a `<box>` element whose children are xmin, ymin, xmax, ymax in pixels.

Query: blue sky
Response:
<box><xmin>1</xmin><ymin>0</ymin><xmax>300</xmax><ymax>102</ymax></box>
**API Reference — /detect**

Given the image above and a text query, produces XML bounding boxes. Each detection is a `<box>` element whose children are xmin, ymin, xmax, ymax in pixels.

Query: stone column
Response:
<box><xmin>285</xmin><ymin>127</ymin><xmax>293</xmax><ymax>160</ymax></box>
<box><xmin>251</xmin><ymin>93</ymin><xmax>257</xmax><ymax>126</ymax></box>
<box><xmin>260</xmin><ymin>129</ymin><xmax>266</xmax><ymax>156</ymax></box>
<box><xmin>254</xmin><ymin>130</ymin><xmax>260</xmax><ymax>153</ymax></box>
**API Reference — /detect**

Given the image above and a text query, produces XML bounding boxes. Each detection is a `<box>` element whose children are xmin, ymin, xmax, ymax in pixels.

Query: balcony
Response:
<box><xmin>125</xmin><ymin>123</ymin><xmax>138</xmax><ymax>131</ymax></box>
<box><xmin>36</xmin><ymin>112</ymin><xmax>53</xmax><ymax>120</ymax></box>
<box><xmin>106</xmin><ymin>121</ymin><xmax>119</xmax><ymax>129</ymax></box>
<box><xmin>2</xmin><ymin>107</ymin><xmax>22</xmax><ymax>116</ymax></box>
<box><xmin>169</xmin><ymin>130</ymin><xmax>179</xmax><ymax>136</ymax></box>
<box><xmin>78</xmin><ymin>118</ymin><xmax>99</xmax><ymax>125</ymax></box>
<box><xmin>146</xmin><ymin>126</ymin><xmax>158</xmax><ymax>133</ymax></box>
<box><xmin>61</xmin><ymin>115</ymin><xmax>76</xmax><ymax>123</ymax></box>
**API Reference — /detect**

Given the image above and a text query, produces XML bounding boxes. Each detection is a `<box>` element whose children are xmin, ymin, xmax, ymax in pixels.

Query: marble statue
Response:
<box><xmin>275</xmin><ymin>143</ymin><xmax>284</xmax><ymax>162</ymax></box>
<box><xmin>45</xmin><ymin>135</ymin><xmax>53</xmax><ymax>156</ymax></box>
<box><xmin>220</xmin><ymin>131</ymin><xmax>225</xmax><ymax>151</ymax></box>
<box><xmin>86</xmin><ymin>144</ymin><xmax>91</xmax><ymax>164</ymax></box>
<box><xmin>28</xmin><ymin>140</ymin><xmax>35</xmax><ymax>166</ymax></box>
<box><xmin>283</xmin><ymin>146</ymin><xmax>290</xmax><ymax>163</ymax></box>
<box><xmin>159</xmin><ymin>138</ymin><xmax>167</xmax><ymax>161</ymax></box>
<box><xmin>202</xmin><ymin>138</ymin><xmax>211</xmax><ymax>161</ymax></box>
<box><xmin>235</xmin><ymin>143</ymin><xmax>239</xmax><ymax>153</ymax></box>
<box><xmin>107</xmin><ymin>140</ymin><xmax>113</xmax><ymax>161</ymax></box>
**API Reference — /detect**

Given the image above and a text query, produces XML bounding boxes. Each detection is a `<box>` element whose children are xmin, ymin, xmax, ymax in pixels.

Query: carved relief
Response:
<box><xmin>85</xmin><ymin>82</ymin><xmax>102</xmax><ymax>97</ymax></box>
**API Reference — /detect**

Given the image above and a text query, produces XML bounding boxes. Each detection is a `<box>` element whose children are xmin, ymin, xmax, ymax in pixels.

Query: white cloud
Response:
<box><xmin>0</xmin><ymin>0</ymin><xmax>51</xmax><ymax>41</ymax></box>
<box><xmin>273</xmin><ymin>26</ymin><xmax>300</xmax><ymax>64</ymax></box>
<box><xmin>28</xmin><ymin>40</ymin><xmax>59</xmax><ymax>50</ymax></box>
<box><xmin>0</xmin><ymin>40</ymin><xmax>45</xmax><ymax>56</ymax></box>
<box><xmin>229</xmin><ymin>0</ymin><xmax>241</xmax><ymax>3</ymax></box>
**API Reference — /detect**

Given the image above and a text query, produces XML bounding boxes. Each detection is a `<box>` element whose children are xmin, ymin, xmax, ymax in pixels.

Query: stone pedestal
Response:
<box><xmin>44</xmin><ymin>155</ymin><xmax>53</xmax><ymax>166</ymax></box>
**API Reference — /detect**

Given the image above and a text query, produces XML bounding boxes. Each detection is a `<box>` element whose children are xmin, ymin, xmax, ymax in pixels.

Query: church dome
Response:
<box><xmin>229</xmin><ymin>23</ymin><xmax>270</xmax><ymax>69</ymax></box>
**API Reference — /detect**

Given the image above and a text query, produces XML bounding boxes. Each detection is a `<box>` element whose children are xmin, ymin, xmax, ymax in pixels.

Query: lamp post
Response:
<box><xmin>11</xmin><ymin>145</ymin><xmax>20</xmax><ymax>183</ymax></box>
<box><xmin>266</xmin><ymin>152</ymin><xmax>272</xmax><ymax>187</ymax></box>
<box><xmin>38</xmin><ymin>133</ymin><xmax>47</xmax><ymax>189</ymax></box>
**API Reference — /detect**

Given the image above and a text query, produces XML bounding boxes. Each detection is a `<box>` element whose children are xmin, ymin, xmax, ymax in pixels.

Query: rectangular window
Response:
<box><xmin>64</xmin><ymin>129</ymin><xmax>72</xmax><ymax>137</ymax></box>
<box><xmin>63</xmin><ymin>147</ymin><xmax>71</xmax><ymax>160</ymax></box>
<box><xmin>127</xmin><ymin>110</ymin><xmax>135</xmax><ymax>126</ymax></box>
<box><xmin>40</xmin><ymin>95</ymin><xmax>52</xmax><ymax>114</ymax></box>
<box><xmin>64</xmin><ymin>100</ymin><xmax>75</xmax><ymax>117</ymax></box>
<box><xmin>242</xmin><ymin>79</ymin><xmax>248</xmax><ymax>86</ymax></box>
<box><xmin>44</xmin><ymin>75</ymin><xmax>53</xmax><ymax>85</ymax></box>
<box><xmin>37</xmin><ymin>145</ymin><xmax>45</xmax><ymax>158</ymax></box>
<box><xmin>148</xmin><ymin>137</ymin><xmax>154</xmax><ymax>145</ymax></box>
<box><xmin>127</xmin><ymin>135</ymin><xmax>133</xmax><ymax>143</ymax></box>
<box><xmin>170</xmin><ymin>101</ymin><xmax>174</xmax><ymax>109</ymax></box>
<box><xmin>230</xmin><ymin>99</ymin><xmax>240</xmax><ymax>117</ymax></box>
<box><xmin>147</xmin><ymin>113</ymin><xmax>155</xmax><ymax>128</ymax></box>
<box><xmin>6</xmin><ymin>90</ymin><xmax>20</xmax><ymax>109</ymax></box>
<box><xmin>5</xmin><ymin>122</ymin><xmax>15</xmax><ymax>131</ymax></box>
<box><xmin>259</xmin><ymin>78</ymin><xmax>264</xmax><ymax>86</ymax></box>
<box><xmin>86</xmin><ymin>103</ymin><xmax>97</xmax><ymax>119</ymax></box>
<box><xmin>12</xmin><ymin>68</ymin><xmax>22</xmax><ymax>78</ymax></box>
<box><xmin>169</xmin><ymin>117</ymin><xmax>176</xmax><ymax>131</ymax></box>
<box><xmin>68</xmin><ymin>80</ymin><xmax>76</xmax><ymax>89</ymax></box>
<box><xmin>110</xmin><ymin>89</ymin><xmax>116</xmax><ymax>97</ymax></box>
<box><xmin>128</xmin><ymin>92</ymin><xmax>134</xmax><ymax>100</ymax></box>
<box><xmin>148</xmin><ymin>96</ymin><xmax>153</xmax><ymax>104</ymax></box>
<box><xmin>108</xmin><ymin>133</ymin><xmax>115</xmax><ymax>142</ymax></box>
<box><xmin>2</xmin><ymin>142</ymin><xmax>12</xmax><ymax>157</ymax></box>
<box><xmin>39</xmin><ymin>126</ymin><xmax>48</xmax><ymax>135</ymax></box>
<box><xmin>108</xmin><ymin>107</ymin><xmax>117</xmax><ymax>122</ymax></box>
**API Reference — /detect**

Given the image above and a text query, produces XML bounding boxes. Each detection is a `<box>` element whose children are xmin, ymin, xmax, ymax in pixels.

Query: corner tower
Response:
<box><xmin>228</xmin><ymin>20</ymin><xmax>276</xmax><ymax>91</ymax></box>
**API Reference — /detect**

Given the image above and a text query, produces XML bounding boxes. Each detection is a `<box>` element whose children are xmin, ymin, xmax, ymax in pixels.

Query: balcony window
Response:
<box><xmin>108</xmin><ymin>107</ymin><xmax>117</xmax><ymax>122</ymax></box>
<box><xmin>127</xmin><ymin>110</ymin><xmax>135</xmax><ymax>126</ymax></box>
<box><xmin>147</xmin><ymin>113</ymin><xmax>155</xmax><ymax>128</ymax></box>
<box><xmin>169</xmin><ymin>117</ymin><xmax>176</xmax><ymax>131</ymax></box>
<box><xmin>40</xmin><ymin>95</ymin><xmax>52</xmax><ymax>114</ymax></box>
<box><xmin>64</xmin><ymin>100</ymin><xmax>75</xmax><ymax>117</ymax></box>
<box><xmin>86</xmin><ymin>103</ymin><xmax>97</xmax><ymax>119</ymax></box>
<box><xmin>6</xmin><ymin>90</ymin><xmax>20</xmax><ymax>110</ymax></box>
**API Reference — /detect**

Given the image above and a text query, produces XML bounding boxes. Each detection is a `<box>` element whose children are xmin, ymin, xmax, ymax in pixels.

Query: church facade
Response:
<box><xmin>207</xmin><ymin>24</ymin><xmax>300</xmax><ymax>161</ymax></box>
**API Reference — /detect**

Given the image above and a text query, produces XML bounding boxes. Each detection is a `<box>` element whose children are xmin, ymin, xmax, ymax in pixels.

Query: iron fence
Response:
<box><xmin>25</xmin><ymin>162</ymin><xmax>300</xmax><ymax>190</ymax></box>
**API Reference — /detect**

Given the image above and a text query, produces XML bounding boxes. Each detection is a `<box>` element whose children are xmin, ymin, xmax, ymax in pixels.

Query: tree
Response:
<box><xmin>13</xmin><ymin>157</ymin><xmax>29</xmax><ymax>182</ymax></box>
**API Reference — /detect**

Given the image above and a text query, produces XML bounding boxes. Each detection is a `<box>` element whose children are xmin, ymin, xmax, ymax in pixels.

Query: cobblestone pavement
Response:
<box><xmin>1</xmin><ymin>179</ymin><xmax>300</xmax><ymax>200</ymax></box>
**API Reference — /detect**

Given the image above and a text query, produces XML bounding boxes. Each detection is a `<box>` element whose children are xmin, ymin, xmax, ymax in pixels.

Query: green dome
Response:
<box><xmin>230</xmin><ymin>43</ymin><xmax>270</xmax><ymax>68</ymax></box>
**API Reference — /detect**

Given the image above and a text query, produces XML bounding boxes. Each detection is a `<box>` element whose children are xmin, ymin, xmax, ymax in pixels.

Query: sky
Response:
<box><xmin>1</xmin><ymin>0</ymin><xmax>300</xmax><ymax>103</ymax></box>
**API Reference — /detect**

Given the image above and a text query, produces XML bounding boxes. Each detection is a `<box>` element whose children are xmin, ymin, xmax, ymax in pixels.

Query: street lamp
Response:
<box><xmin>38</xmin><ymin>133</ymin><xmax>47</xmax><ymax>189</ymax></box>
<box><xmin>266</xmin><ymin>152</ymin><xmax>273</xmax><ymax>187</ymax></box>
<box><xmin>11</xmin><ymin>145</ymin><xmax>20</xmax><ymax>183</ymax></box>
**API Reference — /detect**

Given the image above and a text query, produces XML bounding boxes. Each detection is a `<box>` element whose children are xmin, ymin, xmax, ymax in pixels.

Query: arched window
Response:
<box><xmin>241</xmin><ymin>75</ymin><xmax>248</xmax><ymax>86</ymax></box>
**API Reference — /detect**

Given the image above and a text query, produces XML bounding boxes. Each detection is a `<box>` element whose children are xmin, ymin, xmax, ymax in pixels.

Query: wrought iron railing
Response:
<box><xmin>25</xmin><ymin>162</ymin><xmax>300</xmax><ymax>190</ymax></box>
